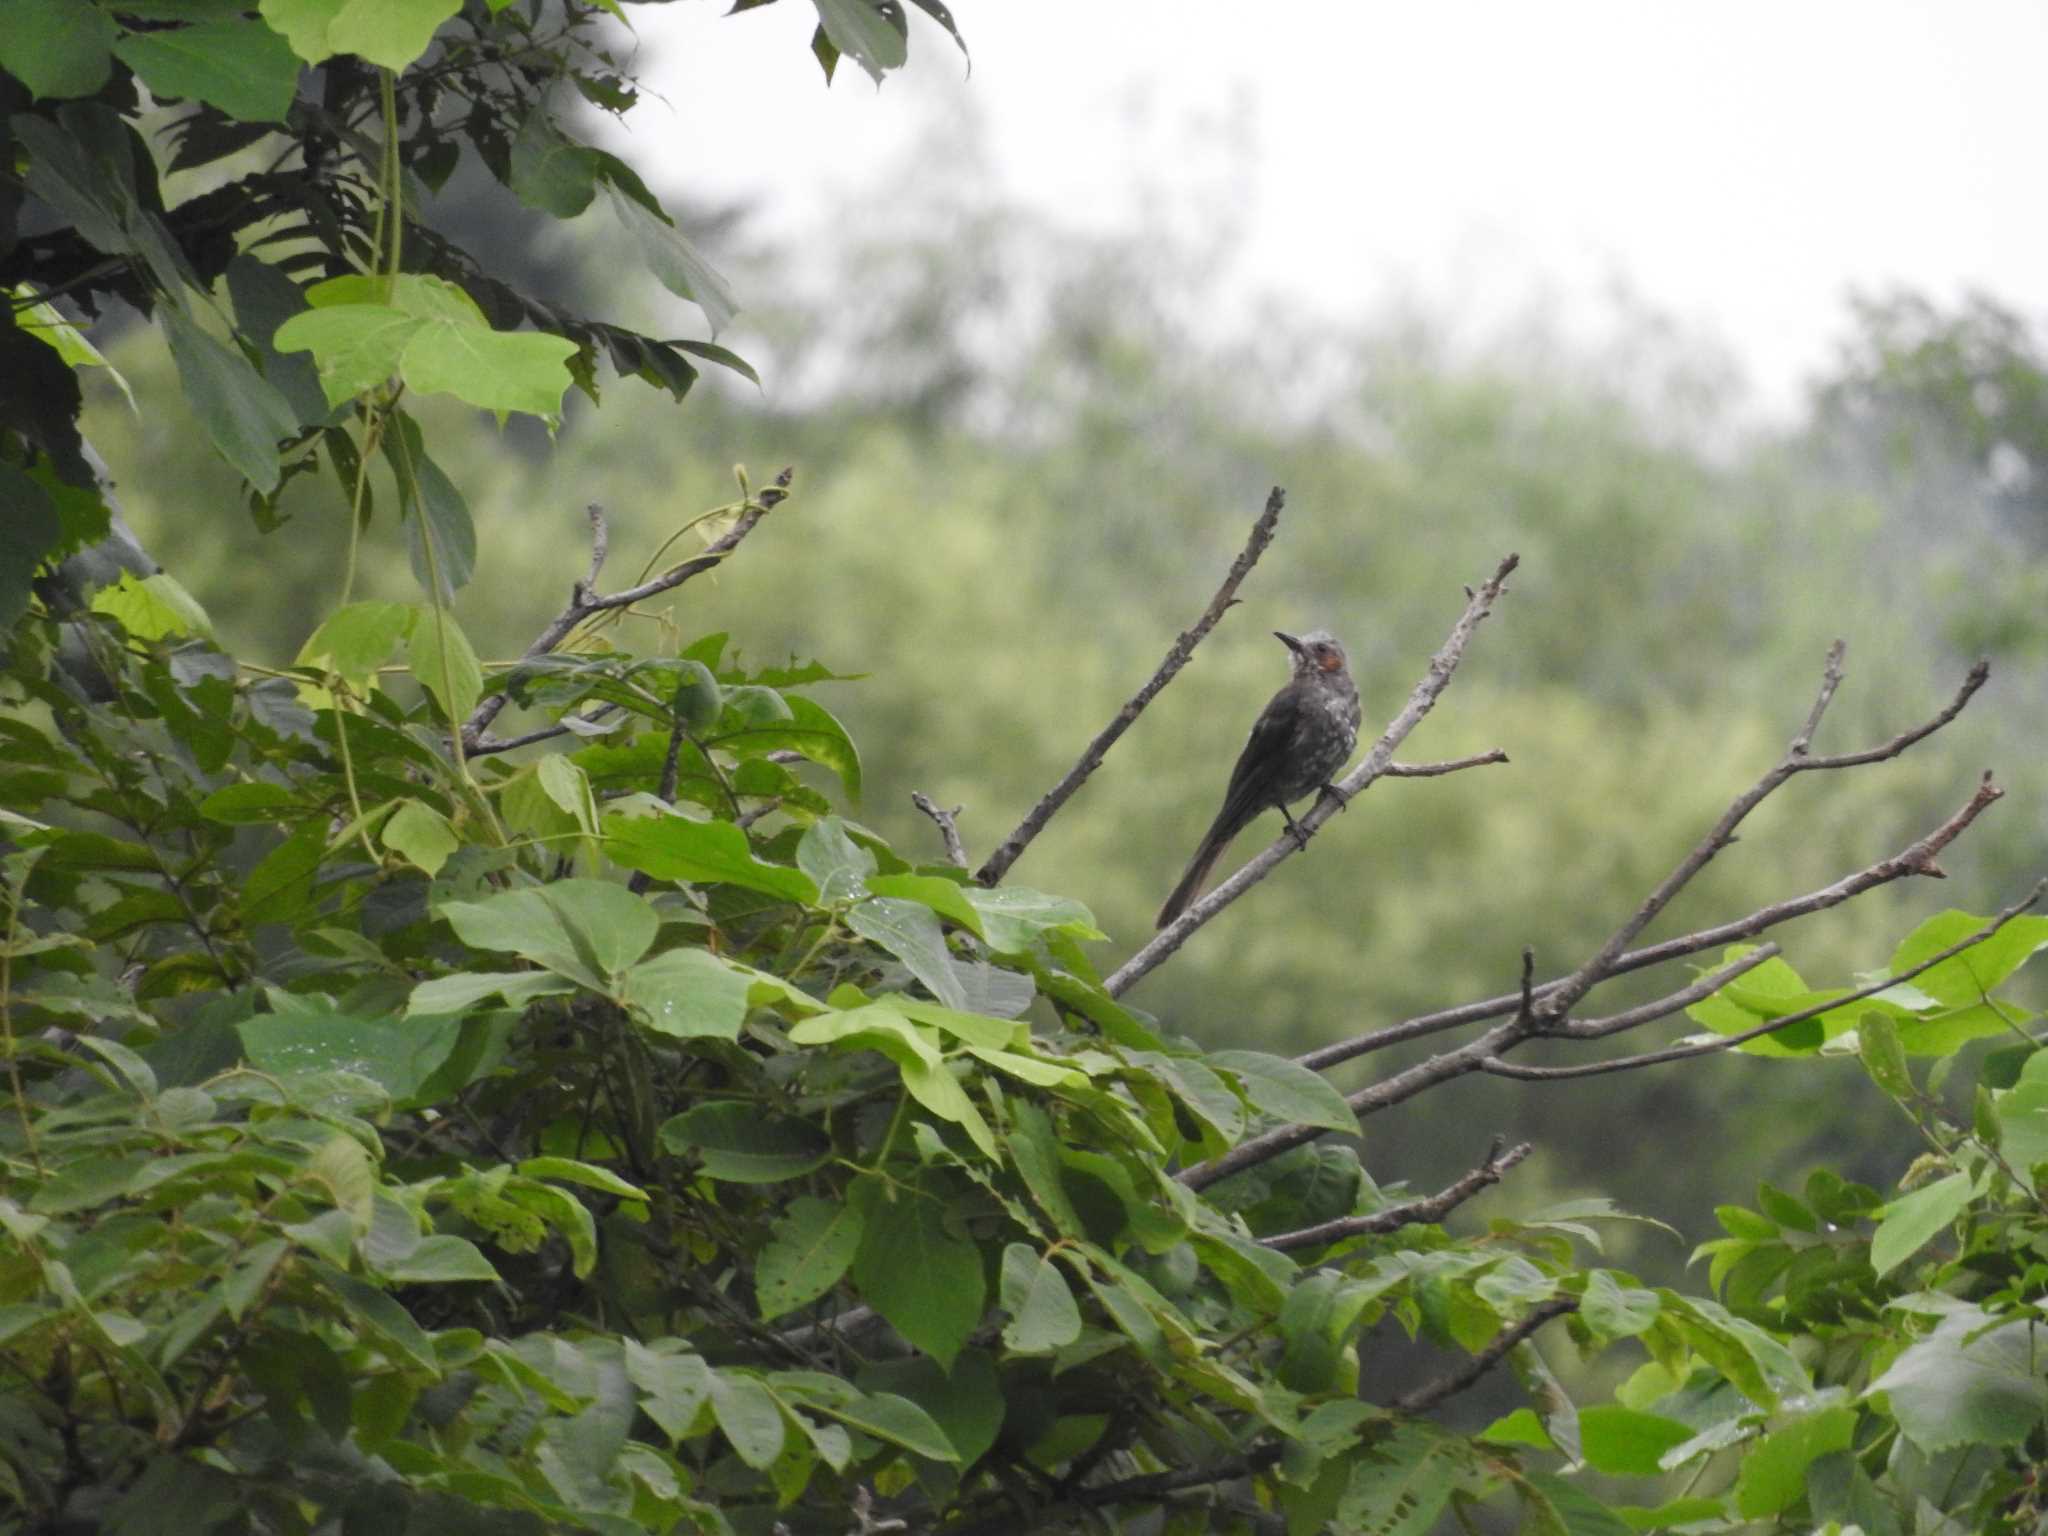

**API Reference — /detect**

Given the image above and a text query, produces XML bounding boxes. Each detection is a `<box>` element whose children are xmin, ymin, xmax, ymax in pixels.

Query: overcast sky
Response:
<box><xmin>629</xmin><ymin>1</ymin><xmax>2045</xmax><ymax>417</ymax></box>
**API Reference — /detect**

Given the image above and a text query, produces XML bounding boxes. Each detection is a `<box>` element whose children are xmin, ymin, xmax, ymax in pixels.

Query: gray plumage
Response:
<box><xmin>1155</xmin><ymin>630</ymin><xmax>1361</xmax><ymax>928</ymax></box>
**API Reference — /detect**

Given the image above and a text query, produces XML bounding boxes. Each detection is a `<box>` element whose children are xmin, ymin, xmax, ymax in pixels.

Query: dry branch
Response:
<box><xmin>973</xmin><ymin>487</ymin><xmax>1289</xmax><ymax>888</ymax></box>
<box><xmin>912</xmin><ymin>792</ymin><xmax>969</xmax><ymax>869</ymax></box>
<box><xmin>1107</xmin><ymin>552</ymin><xmax>1521</xmax><ymax>998</ymax></box>
<box><xmin>1392</xmin><ymin>1298</ymin><xmax>1579</xmax><ymax>1416</ymax></box>
<box><xmin>1262</xmin><ymin>1139</ymin><xmax>1533</xmax><ymax>1253</ymax></box>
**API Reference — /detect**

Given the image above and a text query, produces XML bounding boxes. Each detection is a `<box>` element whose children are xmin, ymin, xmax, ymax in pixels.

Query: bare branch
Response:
<box><xmin>1381</xmin><ymin>749</ymin><xmax>1511</xmax><ymax>778</ymax></box>
<box><xmin>1185</xmin><ymin>776</ymin><xmax>2004</xmax><ymax>1193</ymax></box>
<box><xmin>460</xmin><ymin>469</ymin><xmax>793</xmax><ymax>753</ymax></box>
<box><xmin>1108</xmin><ymin>552</ymin><xmax>1521</xmax><ymax>999</ymax></box>
<box><xmin>1298</xmin><ymin>732</ymin><xmax>2005</xmax><ymax>1075</ymax></box>
<box><xmin>1557</xmin><ymin>943</ymin><xmax>1780</xmax><ymax>1040</ymax></box>
<box><xmin>1262</xmin><ymin>1139</ymin><xmax>1532</xmax><ymax>1252</ymax></box>
<box><xmin>1480</xmin><ymin>882</ymin><xmax>2046</xmax><ymax>1080</ymax></box>
<box><xmin>1391</xmin><ymin>1298</ymin><xmax>1578</xmax><ymax>1416</ymax></box>
<box><xmin>973</xmin><ymin>487</ymin><xmax>1289</xmax><ymax>888</ymax></box>
<box><xmin>912</xmin><ymin>792</ymin><xmax>969</xmax><ymax>869</ymax></box>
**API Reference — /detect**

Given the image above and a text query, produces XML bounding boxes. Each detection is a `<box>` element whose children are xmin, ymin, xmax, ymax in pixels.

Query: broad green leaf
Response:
<box><xmin>603</xmin><ymin>811</ymin><xmax>819</xmax><ymax>904</ymax></box>
<box><xmin>1580</xmin><ymin>1271</ymin><xmax>1660</xmax><ymax>1339</ymax></box>
<box><xmin>1889</xmin><ymin>909</ymin><xmax>2048</xmax><ymax>1005</ymax></box>
<box><xmin>713</xmin><ymin>692</ymin><xmax>860</xmax><ymax>800</ymax></box>
<box><xmin>1337</xmin><ymin>1424</ymin><xmax>1459</xmax><ymax>1536</ymax></box>
<box><xmin>259</xmin><ymin>0</ymin><xmax>347</xmax><ymax>63</ymax></box>
<box><xmin>1858</xmin><ymin>1011</ymin><xmax>1913</xmax><ymax>1100</ymax></box>
<box><xmin>517</xmin><ymin>1157</ymin><xmax>646</xmax><ymax>1200</ymax></box>
<box><xmin>705</xmin><ymin>1371</ymin><xmax>784</xmax><ymax>1468</ymax></box>
<box><xmin>659</xmin><ymin>1102</ymin><xmax>832</xmax><ymax>1183</ymax></box>
<box><xmin>406</xmin><ymin>604</ymin><xmax>482</xmax><ymax>722</ymax></box>
<box><xmin>238</xmin><ymin>1011</ymin><xmax>462</xmax><ymax>1105</ymax></box>
<box><xmin>0</xmin><ymin>465</ymin><xmax>63</xmax><ymax>628</ymax></box>
<box><xmin>963</xmin><ymin>886</ymin><xmax>1105</xmax><ymax>953</ymax></box>
<box><xmin>273</xmin><ymin>302</ymin><xmax>416</xmax><ymax>403</ymax></box>
<box><xmin>796</xmin><ymin>815</ymin><xmax>874</xmax><ymax>904</ymax></box>
<box><xmin>1</xmin><ymin>0</ymin><xmax>116</xmax><ymax>98</ymax></box>
<box><xmin>619</xmin><ymin>947</ymin><xmax>753</xmax><ymax>1040</ymax></box>
<box><xmin>510</xmin><ymin>107</ymin><xmax>600</xmax><ymax>217</ymax></box>
<box><xmin>848</xmin><ymin>897</ymin><xmax>965</xmax><ymax>1009</ymax></box>
<box><xmin>625</xmin><ymin>1342</ymin><xmax>714</xmax><ymax>1441</ymax></box>
<box><xmin>113</xmin><ymin>18</ymin><xmax>301</xmax><ymax>123</ymax></box>
<box><xmin>90</xmin><ymin>572</ymin><xmax>213</xmax><ymax>641</ymax></box>
<box><xmin>757</xmin><ymin>1196</ymin><xmax>865</xmax><ymax>1320</ymax></box>
<box><xmin>1208</xmin><ymin>1049</ymin><xmax>1357</xmax><ymax>1132</ymax></box>
<box><xmin>999</xmin><ymin>1243</ymin><xmax>1083</xmax><ymax>1352</ymax></box>
<box><xmin>851</xmin><ymin>1178</ymin><xmax>984</xmax><ymax>1370</ymax></box>
<box><xmin>889</xmin><ymin>997</ymin><xmax>1015</xmax><ymax>1049</ymax></box>
<box><xmin>400</xmin><ymin>321</ymin><xmax>575</xmax><ymax>420</ymax></box>
<box><xmin>385</xmin><ymin>412</ymin><xmax>476</xmax><ymax>597</ymax></box>
<box><xmin>295</xmin><ymin>599</ymin><xmax>412</xmax><ymax>690</ymax></box>
<box><xmin>377</xmin><ymin>1234</ymin><xmax>499</xmax><ymax>1284</ymax></box>
<box><xmin>1869</xmin><ymin>1304</ymin><xmax>2048</xmax><ymax>1450</ymax></box>
<box><xmin>788</xmin><ymin>1005</ymin><xmax>997</xmax><ymax>1156</ymax></box>
<box><xmin>1870</xmin><ymin>1171</ymin><xmax>1971</xmax><ymax>1277</ymax></box>
<box><xmin>324</xmin><ymin>0</ymin><xmax>462</xmax><ymax>71</ymax></box>
<box><xmin>224</xmin><ymin>254</ymin><xmax>326</xmax><ymax>425</ymax></box>
<box><xmin>1577</xmin><ymin>1404</ymin><xmax>1696</xmax><ymax>1477</ymax></box>
<box><xmin>440</xmin><ymin>880</ymin><xmax>657</xmax><ymax>988</ymax></box>
<box><xmin>380</xmin><ymin>798</ymin><xmax>458</xmax><ymax>876</ymax></box>
<box><xmin>1732</xmin><ymin>1406</ymin><xmax>1856</xmax><ymax>1518</ymax></box>
<box><xmin>853</xmin><ymin>1351</ymin><xmax>999</xmax><ymax>1465</ymax></box>
<box><xmin>865</xmin><ymin>873</ymin><xmax>985</xmax><ymax>936</ymax></box>
<box><xmin>162</xmin><ymin>307</ymin><xmax>298</xmax><ymax>491</ymax></box>
<box><xmin>405</xmin><ymin>970</ymin><xmax>575</xmax><ymax>1016</ymax></box>
<box><xmin>812</xmin><ymin>0</ymin><xmax>907</xmax><ymax>83</ymax></box>
<box><xmin>812</xmin><ymin>1388</ymin><xmax>957</xmax><ymax>1463</ymax></box>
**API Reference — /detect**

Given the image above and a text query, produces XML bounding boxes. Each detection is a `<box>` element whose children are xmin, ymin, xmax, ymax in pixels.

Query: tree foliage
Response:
<box><xmin>2</xmin><ymin>6</ymin><xmax>2046</xmax><ymax>1535</ymax></box>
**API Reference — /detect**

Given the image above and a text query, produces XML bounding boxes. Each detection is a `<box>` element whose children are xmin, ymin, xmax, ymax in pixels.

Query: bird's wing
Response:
<box><xmin>1209</xmin><ymin>685</ymin><xmax>1308</xmax><ymax>840</ymax></box>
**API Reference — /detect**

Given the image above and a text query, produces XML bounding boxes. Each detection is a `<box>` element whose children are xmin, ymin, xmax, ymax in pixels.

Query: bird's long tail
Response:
<box><xmin>1155</xmin><ymin>817</ymin><xmax>1240</xmax><ymax>929</ymax></box>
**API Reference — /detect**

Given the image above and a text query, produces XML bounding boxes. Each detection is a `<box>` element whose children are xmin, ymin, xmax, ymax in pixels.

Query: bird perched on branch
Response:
<box><xmin>1155</xmin><ymin>630</ymin><xmax>1361</xmax><ymax>928</ymax></box>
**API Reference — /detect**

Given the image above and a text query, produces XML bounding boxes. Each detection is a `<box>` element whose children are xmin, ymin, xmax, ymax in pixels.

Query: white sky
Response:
<box><xmin>628</xmin><ymin>1</ymin><xmax>2048</xmax><ymax>417</ymax></box>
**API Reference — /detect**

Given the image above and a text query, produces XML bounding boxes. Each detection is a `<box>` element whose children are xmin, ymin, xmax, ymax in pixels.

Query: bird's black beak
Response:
<box><xmin>1274</xmin><ymin>631</ymin><xmax>1304</xmax><ymax>655</ymax></box>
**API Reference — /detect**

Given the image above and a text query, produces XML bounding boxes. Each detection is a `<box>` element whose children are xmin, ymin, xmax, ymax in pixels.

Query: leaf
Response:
<box><xmin>626</xmin><ymin>1342</ymin><xmax>714</xmax><ymax>1441</ymax></box>
<box><xmin>1869</xmin><ymin>1171</ymin><xmax>1971</xmax><ymax>1277</ymax></box>
<box><xmin>604</xmin><ymin>184</ymin><xmax>739</xmax><ymax>334</ymax></box>
<box><xmin>509</xmin><ymin>106</ymin><xmax>600</xmax><ymax>217</ymax></box>
<box><xmin>113</xmin><ymin>18</ymin><xmax>302</xmax><ymax>123</ymax></box>
<box><xmin>379</xmin><ymin>799</ymin><xmax>458</xmax><ymax>876</ymax></box>
<box><xmin>865</xmin><ymin>873</ymin><xmax>985</xmax><ymax>936</ymax></box>
<box><xmin>706</xmin><ymin>1371</ymin><xmax>784</xmax><ymax>1468</ymax></box>
<box><xmin>324</xmin><ymin>0</ymin><xmax>462</xmax><ymax>71</ymax></box>
<box><xmin>851</xmin><ymin>1178</ymin><xmax>984</xmax><ymax>1370</ymax></box>
<box><xmin>440</xmin><ymin>880</ymin><xmax>657</xmax><ymax>989</ymax></box>
<box><xmin>1869</xmin><ymin>1304</ymin><xmax>2048</xmax><ymax>1450</ymax></box>
<box><xmin>788</xmin><ymin>1005</ymin><xmax>997</xmax><ymax>1157</ymax></box>
<box><xmin>757</xmin><ymin>1196</ymin><xmax>865</xmax><ymax>1320</ymax></box>
<box><xmin>962</xmin><ymin>886</ymin><xmax>1105</xmax><ymax>953</ymax></box>
<box><xmin>405</xmin><ymin>970</ymin><xmax>575</xmax><ymax>1015</ymax></box>
<box><xmin>659</xmin><ymin>1102</ymin><xmax>832</xmax><ymax>1183</ymax></box>
<box><xmin>376</xmin><ymin>1234</ymin><xmax>500</xmax><ymax>1284</ymax></box>
<box><xmin>1576</xmin><ymin>1405</ymin><xmax>1697</xmax><ymax>1477</ymax></box>
<box><xmin>1890</xmin><ymin>909</ymin><xmax>2048</xmax><ymax>1004</ymax></box>
<box><xmin>400</xmin><ymin>320</ymin><xmax>575</xmax><ymax>420</ymax></box>
<box><xmin>1208</xmin><ymin>1049</ymin><xmax>1355</xmax><ymax>1132</ymax></box>
<box><xmin>405</xmin><ymin>604</ymin><xmax>482</xmax><ymax>722</ymax></box>
<box><xmin>90</xmin><ymin>572</ymin><xmax>213</xmax><ymax>641</ymax></box>
<box><xmin>1732</xmin><ymin>1406</ymin><xmax>1857</xmax><ymax>1518</ymax></box>
<box><xmin>847</xmin><ymin>897</ymin><xmax>965</xmax><ymax>1009</ymax></box>
<box><xmin>0</xmin><ymin>465</ymin><xmax>63</xmax><ymax>628</ymax></box>
<box><xmin>813</xmin><ymin>1388</ymin><xmax>958</xmax><ymax>1463</ymax></box>
<box><xmin>713</xmin><ymin>692</ymin><xmax>861</xmax><ymax>800</ymax></box>
<box><xmin>999</xmin><ymin>1243</ymin><xmax>1083</xmax><ymax>1352</ymax></box>
<box><xmin>796</xmin><ymin>815</ymin><xmax>875</xmax><ymax>904</ymax></box>
<box><xmin>1858</xmin><ymin>1011</ymin><xmax>1914</xmax><ymax>1100</ymax></box>
<box><xmin>603</xmin><ymin>811</ymin><xmax>819</xmax><ymax>904</ymax></box>
<box><xmin>619</xmin><ymin>947</ymin><xmax>754</xmax><ymax>1040</ymax></box>
<box><xmin>1</xmin><ymin>0</ymin><xmax>116</xmax><ymax>99</ymax></box>
<box><xmin>272</xmin><ymin>302</ymin><xmax>415</xmax><ymax>403</ymax></box>
<box><xmin>162</xmin><ymin>307</ymin><xmax>299</xmax><ymax>492</ymax></box>
<box><xmin>239</xmin><ymin>1011</ymin><xmax>462</xmax><ymax>1106</ymax></box>
<box><xmin>295</xmin><ymin>600</ymin><xmax>412</xmax><ymax>690</ymax></box>
<box><xmin>225</xmin><ymin>254</ymin><xmax>328</xmax><ymax>426</ymax></box>
<box><xmin>384</xmin><ymin>413</ymin><xmax>476</xmax><ymax>597</ymax></box>
<box><xmin>1579</xmin><ymin>1271</ymin><xmax>1660</xmax><ymax>1339</ymax></box>
<box><xmin>811</xmin><ymin>0</ymin><xmax>908</xmax><ymax>83</ymax></box>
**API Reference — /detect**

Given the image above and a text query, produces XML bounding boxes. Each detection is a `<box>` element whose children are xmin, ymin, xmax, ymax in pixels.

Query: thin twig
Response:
<box><xmin>911</xmin><ymin>792</ymin><xmax>969</xmax><ymax>869</ymax></box>
<box><xmin>1392</xmin><ymin>1298</ymin><xmax>1578</xmax><ymax>1416</ymax></box>
<box><xmin>973</xmin><ymin>487</ymin><xmax>1288</xmax><ymax>888</ymax></box>
<box><xmin>1381</xmin><ymin>749</ymin><xmax>1510</xmax><ymax>778</ymax></box>
<box><xmin>460</xmin><ymin>469</ymin><xmax>792</xmax><ymax>753</ymax></box>
<box><xmin>1480</xmin><ymin>881</ymin><xmax>2046</xmax><ymax>1080</ymax></box>
<box><xmin>1108</xmin><ymin>553</ymin><xmax>1519</xmax><ymax>999</ymax></box>
<box><xmin>1557</xmin><ymin>943</ymin><xmax>1781</xmax><ymax>1040</ymax></box>
<box><xmin>1262</xmin><ymin>1140</ymin><xmax>1533</xmax><ymax>1252</ymax></box>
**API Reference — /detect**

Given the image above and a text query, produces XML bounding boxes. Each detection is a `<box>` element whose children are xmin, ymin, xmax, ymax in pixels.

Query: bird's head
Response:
<box><xmin>1275</xmin><ymin>629</ymin><xmax>1348</xmax><ymax>678</ymax></box>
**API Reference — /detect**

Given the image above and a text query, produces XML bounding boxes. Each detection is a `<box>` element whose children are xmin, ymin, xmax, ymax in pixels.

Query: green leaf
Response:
<box><xmin>1338</xmin><ymin>1425</ymin><xmax>1459</xmax><ymax>1535</ymax></box>
<box><xmin>603</xmin><ymin>811</ymin><xmax>819</xmax><ymax>904</ymax></box>
<box><xmin>706</xmin><ymin>1371</ymin><xmax>784</xmax><ymax>1468</ymax></box>
<box><xmin>272</xmin><ymin>302</ymin><xmax>415</xmax><ymax>403</ymax></box>
<box><xmin>400</xmin><ymin>320</ymin><xmax>575</xmax><ymax>419</ymax></box>
<box><xmin>626</xmin><ymin>1342</ymin><xmax>714</xmax><ymax>1441</ymax></box>
<box><xmin>295</xmin><ymin>599</ymin><xmax>412</xmax><ymax>690</ymax></box>
<box><xmin>848</xmin><ymin>897</ymin><xmax>966</xmax><ymax>1010</ymax></box>
<box><xmin>619</xmin><ymin>947</ymin><xmax>754</xmax><ymax>1040</ymax></box>
<box><xmin>113</xmin><ymin>18</ymin><xmax>302</xmax><ymax>123</ymax></box>
<box><xmin>757</xmin><ymin>1196</ymin><xmax>865</xmax><ymax>1320</ymax></box>
<box><xmin>865</xmin><ymin>873</ymin><xmax>985</xmax><ymax>936</ymax></box>
<box><xmin>1208</xmin><ymin>1049</ymin><xmax>1355</xmax><ymax>1133</ymax></box>
<box><xmin>1858</xmin><ymin>1011</ymin><xmax>1914</xmax><ymax>1100</ymax></box>
<box><xmin>440</xmin><ymin>880</ymin><xmax>657</xmax><ymax>989</ymax></box>
<box><xmin>509</xmin><ymin>106</ymin><xmax>600</xmax><ymax>217</ymax></box>
<box><xmin>1580</xmin><ymin>1271</ymin><xmax>1660</xmax><ymax>1339</ymax></box>
<box><xmin>659</xmin><ymin>1102</ymin><xmax>832</xmax><ymax>1183</ymax></box>
<box><xmin>604</xmin><ymin>184</ymin><xmax>739</xmax><ymax>334</ymax></box>
<box><xmin>259</xmin><ymin>0</ymin><xmax>347</xmax><ymax>64</ymax></box>
<box><xmin>796</xmin><ymin>815</ymin><xmax>875</xmax><ymax>904</ymax></box>
<box><xmin>406</xmin><ymin>970</ymin><xmax>575</xmax><ymax>1015</ymax></box>
<box><xmin>999</xmin><ymin>1243</ymin><xmax>1083</xmax><ymax>1352</ymax></box>
<box><xmin>0</xmin><ymin>0</ymin><xmax>116</xmax><ymax>98</ymax></box>
<box><xmin>811</xmin><ymin>0</ymin><xmax>907</xmax><ymax>83</ymax></box>
<box><xmin>0</xmin><ymin>465</ymin><xmax>63</xmax><ymax>628</ymax></box>
<box><xmin>713</xmin><ymin>692</ymin><xmax>861</xmax><ymax>800</ymax></box>
<box><xmin>1890</xmin><ymin>909</ymin><xmax>2048</xmax><ymax>1004</ymax></box>
<box><xmin>384</xmin><ymin>412</ymin><xmax>476</xmax><ymax>598</ymax></box>
<box><xmin>324</xmin><ymin>0</ymin><xmax>462</xmax><ymax>71</ymax></box>
<box><xmin>962</xmin><ymin>886</ymin><xmax>1105</xmax><ymax>953</ymax></box>
<box><xmin>851</xmin><ymin>1177</ymin><xmax>984</xmax><ymax>1370</ymax></box>
<box><xmin>239</xmin><ymin>1011</ymin><xmax>462</xmax><ymax>1105</ymax></box>
<box><xmin>813</xmin><ymin>1388</ymin><xmax>958</xmax><ymax>1463</ymax></box>
<box><xmin>162</xmin><ymin>308</ymin><xmax>299</xmax><ymax>492</ymax></box>
<box><xmin>788</xmin><ymin>1005</ymin><xmax>997</xmax><ymax>1157</ymax></box>
<box><xmin>1870</xmin><ymin>1171</ymin><xmax>1971</xmax><ymax>1277</ymax></box>
<box><xmin>224</xmin><ymin>253</ymin><xmax>328</xmax><ymax>426</ymax></box>
<box><xmin>376</xmin><ymin>1233</ymin><xmax>499</xmax><ymax>1284</ymax></box>
<box><xmin>405</xmin><ymin>604</ymin><xmax>482</xmax><ymax>722</ymax></box>
<box><xmin>1732</xmin><ymin>1406</ymin><xmax>1856</xmax><ymax>1518</ymax></box>
<box><xmin>90</xmin><ymin>572</ymin><xmax>214</xmax><ymax>641</ymax></box>
<box><xmin>380</xmin><ymin>798</ymin><xmax>457</xmax><ymax>876</ymax></box>
<box><xmin>1576</xmin><ymin>1404</ymin><xmax>1696</xmax><ymax>1477</ymax></box>
<box><xmin>1869</xmin><ymin>1304</ymin><xmax>2048</xmax><ymax>1450</ymax></box>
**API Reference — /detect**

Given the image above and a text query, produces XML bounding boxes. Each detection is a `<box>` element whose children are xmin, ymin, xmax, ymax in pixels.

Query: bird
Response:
<box><xmin>1155</xmin><ymin>629</ymin><xmax>1362</xmax><ymax>929</ymax></box>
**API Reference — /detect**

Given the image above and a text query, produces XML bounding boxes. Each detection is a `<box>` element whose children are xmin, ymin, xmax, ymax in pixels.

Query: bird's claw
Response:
<box><xmin>1318</xmin><ymin>782</ymin><xmax>1352</xmax><ymax>813</ymax></box>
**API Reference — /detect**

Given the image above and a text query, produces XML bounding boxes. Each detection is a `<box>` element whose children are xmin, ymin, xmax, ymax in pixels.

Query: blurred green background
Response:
<box><xmin>80</xmin><ymin>101</ymin><xmax>2048</xmax><ymax>1288</ymax></box>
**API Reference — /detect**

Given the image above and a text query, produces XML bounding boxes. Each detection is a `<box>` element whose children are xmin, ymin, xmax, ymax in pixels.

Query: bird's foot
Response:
<box><xmin>1281</xmin><ymin>809</ymin><xmax>1312</xmax><ymax>851</ymax></box>
<box><xmin>1317</xmin><ymin>781</ymin><xmax>1352</xmax><ymax>813</ymax></box>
